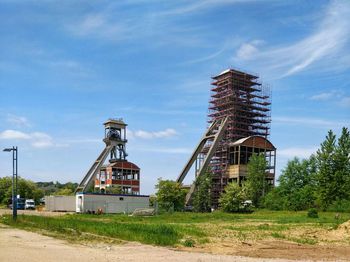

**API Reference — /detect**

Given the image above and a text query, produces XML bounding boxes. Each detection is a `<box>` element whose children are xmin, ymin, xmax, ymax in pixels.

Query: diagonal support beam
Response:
<box><xmin>176</xmin><ymin>116</ymin><xmax>229</xmax><ymax>205</ymax></box>
<box><xmin>75</xmin><ymin>145</ymin><xmax>113</xmax><ymax>193</ymax></box>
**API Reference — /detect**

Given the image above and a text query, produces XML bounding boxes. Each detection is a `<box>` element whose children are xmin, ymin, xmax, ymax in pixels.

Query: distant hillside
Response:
<box><xmin>36</xmin><ymin>181</ymin><xmax>78</xmax><ymax>196</ymax></box>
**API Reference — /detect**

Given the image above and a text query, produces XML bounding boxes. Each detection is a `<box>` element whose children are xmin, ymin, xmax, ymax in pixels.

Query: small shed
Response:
<box><xmin>45</xmin><ymin>195</ymin><xmax>76</xmax><ymax>212</ymax></box>
<box><xmin>76</xmin><ymin>192</ymin><xmax>149</xmax><ymax>214</ymax></box>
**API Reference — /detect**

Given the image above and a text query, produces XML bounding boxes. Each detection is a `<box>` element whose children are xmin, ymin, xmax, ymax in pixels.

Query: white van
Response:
<box><xmin>25</xmin><ymin>199</ymin><xmax>35</xmax><ymax>210</ymax></box>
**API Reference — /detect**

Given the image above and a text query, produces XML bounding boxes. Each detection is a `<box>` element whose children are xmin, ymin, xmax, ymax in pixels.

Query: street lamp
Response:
<box><xmin>3</xmin><ymin>146</ymin><xmax>18</xmax><ymax>221</ymax></box>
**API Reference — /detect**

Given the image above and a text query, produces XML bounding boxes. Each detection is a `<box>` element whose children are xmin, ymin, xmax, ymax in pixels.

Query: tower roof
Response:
<box><xmin>212</xmin><ymin>68</ymin><xmax>258</xmax><ymax>80</ymax></box>
<box><xmin>230</xmin><ymin>135</ymin><xmax>275</xmax><ymax>150</ymax></box>
<box><xmin>104</xmin><ymin>118</ymin><xmax>127</xmax><ymax>127</ymax></box>
<box><xmin>102</xmin><ymin>160</ymin><xmax>140</xmax><ymax>170</ymax></box>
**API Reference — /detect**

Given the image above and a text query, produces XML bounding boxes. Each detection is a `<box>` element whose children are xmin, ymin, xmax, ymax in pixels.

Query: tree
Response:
<box><xmin>316</xmin><ymin>130</ymin><xmax>339</xmax><ymax>209</ymax></box>
<box><xmin>261</xmin><ymin>127</ymin><xmax>350</xmax><ymax>212</ymax></box>
<box><xmin>245</xmin><ymin>153</ymin><xmax>268</xmax><ymax>207</ymax></box>
<box><xmin>262</xmin><ymin>187</ymin><xmax>285</xmax><ymax>210</ymax></box>
<box><xmin>277</xmin><ymin>157</ymin><xmax>317</xmax><ymax>210</ymax></box>
<box><xmin>192</xmin><ymin>172</ymin><xmax>212</xmax><ymax>212</ymax></box>
<box><xmin>0</xmin><ymin>177</ymin><xmax>12</xmax><ymax>205</ymax></box>
<box><xmin>334</xmin><ymin>127</ymin><xmax>350</xmax><ymax>200</ymax></box>
<box><xmin>155</xmin><ymin>179</ymin><xmax>186</xmax><ymax>211</ymax></box>
<box><xmin>0</xmin><ymin>177</ymin><xmax>44</xmax><ymax>205</ymax></box>
<box><xmin>54</xmin><ymin>188</ymin><xmax>74</xmax><ymax>196</ymax></box>
<box><xmin>219</xmin><ymin>182</ymin><xmax>249</xmax><ymax>212</ymax></box>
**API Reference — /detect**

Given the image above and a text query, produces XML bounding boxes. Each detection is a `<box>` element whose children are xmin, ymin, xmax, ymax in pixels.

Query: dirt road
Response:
<box><xmin>0</xmin><ymin>224</ymin><xmax>302</xmax><ymax>262</ymax></box>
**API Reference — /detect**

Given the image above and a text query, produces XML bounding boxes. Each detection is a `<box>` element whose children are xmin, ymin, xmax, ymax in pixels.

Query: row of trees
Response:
<box><xmin>0</xmin><ymin>179</ymin><xmax>80</xmax><ymax>205</ymax></box>
<box><xmin>0</xmin><ymin>177</ymin><xmax>45</xmax><ymax>205</ymax></box>
<box><xmin>155</xmin><ymin>127</ymin><xmax>349</xmax><ymax>213</ymax></box>
<box><xmin>264</xmin><ymin>127</ymin><xmax>350</xmax><ymax>211</ymax></box>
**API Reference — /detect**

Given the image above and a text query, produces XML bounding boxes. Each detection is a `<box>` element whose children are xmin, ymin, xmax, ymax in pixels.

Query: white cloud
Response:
<box><xmin>234</xmin><ymin>1</ymin><xmax>350</xmax><ymax>78</ymax></box>
<box><xmin>278</xmin><ymin>146</ymin><xmax>318</xmax><ymax>159</ymax></box>
<box><xmin>0</xmin><ymin>129</ymin><xmax>62</xmax><ymax>148</ymax></box>
<box><xmin>129</xmin><ymin>128</ymin><xmax>178</xmax><ymax>139</ymax></box>
<box><xmin>236</xmin><ymin>40</ymin><xmax>263</xmax><ymax>60</ymax></box>
<box><xmin>30</xmin><ymin>132</ymin><xmax>54</xmax><ymax>148</ymax></box>
<box><xmin>6</xmin><ymin>114</ymin><xmax>30</xmax><ymax>127</ymax></box>
<box><xmin>0</xmin><ymin>130</ymin><xmax>31</xmax><ymax>140</ymax></box>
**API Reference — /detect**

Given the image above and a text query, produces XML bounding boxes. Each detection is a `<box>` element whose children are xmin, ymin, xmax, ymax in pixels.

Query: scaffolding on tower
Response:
<box><xmin>206</xmin><ymin>69</ymin><xmax>271</xmax><ymax>205</ymax></box>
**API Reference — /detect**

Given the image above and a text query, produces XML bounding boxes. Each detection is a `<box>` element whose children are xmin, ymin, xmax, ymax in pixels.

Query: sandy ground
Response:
<box><xmin>0</xmin><ymin>224</ymin><xmax>302</xmax><ymax>262</ymax></box>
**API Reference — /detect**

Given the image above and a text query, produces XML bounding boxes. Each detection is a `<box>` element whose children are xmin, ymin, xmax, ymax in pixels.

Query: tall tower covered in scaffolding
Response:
<box><xmin>208</xmin><ymin>69</ymin><xmax>271</xmax><ymax>204</ymax></box>
<box><xmin>177</xmin><ymin>68</ymin><xmax>275</xmax><ymax>208</ymax></box>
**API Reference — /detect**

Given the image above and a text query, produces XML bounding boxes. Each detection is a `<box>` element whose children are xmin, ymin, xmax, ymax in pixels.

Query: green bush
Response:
<box><xmin>183</xmin><ymin>238</ymin><xmax>195</xmax><ymax>247</ymax></box>
<box><xmin>262</xmin><ymin>188</ymin><xmax>284</xmax><ymax>210</ymax></box>
<box><xmin>219</xmin><ymin>183</ymin><xmax>249</xmax><ymax>213</ymax></box>
<box><xmin>307</xmin><ymin>208</ymin><xmax>318</xmax><ymax>218</ymax></box>
<box><xmin>155</xmin><ymin>179</ymin><xmax>186</xmax><ymax>212</ymax></box>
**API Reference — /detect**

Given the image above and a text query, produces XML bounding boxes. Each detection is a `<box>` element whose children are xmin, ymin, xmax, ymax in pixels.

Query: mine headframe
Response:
<box><xmin>176</xmin><ymin>116</ymin><xmax>229</xmax><ymax>206</ymax></box>
<box><xmin>75</xmin><ymin>118</ymin><xmax>128</xmax><ymax>194</ymax></box>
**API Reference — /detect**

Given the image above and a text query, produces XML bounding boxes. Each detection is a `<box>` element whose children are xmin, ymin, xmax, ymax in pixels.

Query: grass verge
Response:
<box><xmin>0</xmin><ymin>214</ymin><xmax>205</xmax><ymax>246</ymax></box>
<box><xmin>1</xmin><ymin>210</ymin><xmax>348</xmax><ymax>248</ymax></box>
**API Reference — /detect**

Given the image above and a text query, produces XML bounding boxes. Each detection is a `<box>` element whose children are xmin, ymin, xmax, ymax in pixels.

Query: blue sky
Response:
<box><xmin>0</xmin><ymin>0</ymin><xmax>349</xmax><ymax>194</ymax></box>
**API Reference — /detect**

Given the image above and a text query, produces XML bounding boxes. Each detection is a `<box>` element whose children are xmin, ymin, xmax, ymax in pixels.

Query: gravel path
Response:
<box><xmin>0</xmin><ymin>225</ymin><xmax>299</xmax><ymax>262</ymax></box>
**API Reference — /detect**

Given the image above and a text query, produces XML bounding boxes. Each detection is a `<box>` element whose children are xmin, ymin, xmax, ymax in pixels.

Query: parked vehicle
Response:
<box><xmin>9</xmin><ymin>198</ymin><xmax>25</xmax><ymax>210</ymax></box>
<box><xmin>25</xmin><ymin>199</ymin><xmax>35</xmax><ymax>210</ymax></box>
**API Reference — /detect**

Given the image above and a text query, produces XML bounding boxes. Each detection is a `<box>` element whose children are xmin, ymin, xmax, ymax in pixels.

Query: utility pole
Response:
<box><xmin>3</xmin><ymin>146</ymin><xmax>18</xmax><ymax>221</ymax></box>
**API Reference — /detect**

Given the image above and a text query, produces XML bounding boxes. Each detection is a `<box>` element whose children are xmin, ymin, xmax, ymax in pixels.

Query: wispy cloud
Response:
<box><xmin>157</xmin><ymin>0</ymin><xmax>263</xmax><ymax>16</ymax></box>
<box><xmin>234</xmin><ymin>0</ymin><xmax>350</xmax><ymax>78</ymax></box>
<box><xmin>309</xmin><ymin>90</ymin><xmax>350</xmax><ymax>108</ymax></box>
<box><xmin>182</xmin><ymin>47</ymin><xmax>226</xmax><ymax>65</ymax></box>
<box><xmin>235</xmin><ymin>40</ymin><xmax>264</xmax><ymax>60</ymax></box>
<box><xmin>129</xmin><ymin>128</ymin><xmax>178</xmax><ymax>139</ymax></box>
<box><xmin>65</xmin><ymin>1</ymin><xmax>265</xmax><ymax>48</ymax></box>
<box><xmin>6</xmin><ymin>114</ymin><xmax>30</xmax><ymax>127</ymax></box>
<box><xmin>66</xmin><ymin>13</ymin><xmax>133</xmax><ymax>43</ymax></box>
<box><xmin>0</xmin><ymin>129</ymin><xmax>65</xmax><ymax>148</ymax></box>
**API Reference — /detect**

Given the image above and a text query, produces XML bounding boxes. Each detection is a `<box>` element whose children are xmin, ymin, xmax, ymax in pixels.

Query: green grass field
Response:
<box><xmin>1</xmin><ymin>210</ymin><xmax>349</xmax><ymax>247</ymax></box>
